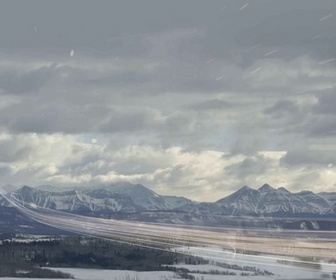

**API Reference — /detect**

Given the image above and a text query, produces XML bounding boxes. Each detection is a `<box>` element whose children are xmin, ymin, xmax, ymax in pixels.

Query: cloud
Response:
<box><xmin>0</xmin><ymin>64</ymin><xmax>58</xmax><ymax>95</ymax></box>
<box><xmin>0</xmin><ymin>0</ymin><xmax>336</xmax><ymax>198</ymax></box>
<box><xmin>308</xmin><ymin>116</ymin><xmax>336</xmax><ymax>137</ymax></box>
<box><xmin>313</xmin><ymin>88</ymin><xmax>336</xmax><ymax>115</ymax></box>
<box><xmin>0</xmin><ymin>134</ymin><xmax>33</xmax><ymax>163</ymax></box>
<box><xmin>281</xmin><ymin>146</ymin><xmax>336</xmax><ymax>167</ymax></box>
<box><xmin>243</xmin><ymin>56</ymin><xmax>336</xmax><ymax>92</ymax></box>
<box><xmin>0</xmin><ymin>133</ymin><xmax>229</xmax><ymax>200</ymax></box>
<box><xmin>0</xmin><ymin>132</ymin><xmax>336</xmax><ymax>200</ymax></box>
<box><xmin>264</xmin><ymin>100</ymin><xmax>299</xmax><ymax>119</ymax></box>
<box><xmin>99</xmin><ymin>108</ymin><xmax>163</xmax><ymax>134</ymax></box>
<box><xmin>235</xmin><ymin>2</ymin><xmax>336</xmax><ymax>60</ymax></box>
<box><xmin>189</xmin><ymin>99</ymin><xmax>232</xmax><ymax>111</ymax></box>
<box><xmin>225</xmin><ymin>155</ymin><xmax>274</xmax><ymax>180</ymax></box>
<box><xmin>0</xmin><ymin>101</ymin><xmax>111</xmax><ymax>134</ymax></box>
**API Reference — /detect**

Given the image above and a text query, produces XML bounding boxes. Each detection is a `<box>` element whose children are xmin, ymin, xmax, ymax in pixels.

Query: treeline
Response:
<box><xmin>0</xmin><ymin>236</ymin><xmax>203</xmax><ymax>271</ymax></box>
<box><xmin>0</xmin><ymin>262</ymin><xmax>73</xmax><ymax>278</ymax></box>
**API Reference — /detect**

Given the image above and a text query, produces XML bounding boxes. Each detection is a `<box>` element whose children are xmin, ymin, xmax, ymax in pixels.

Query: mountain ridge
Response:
<box><xmin>1</xmin><ymin>182</ymin><xmax>335</xmax><ymax>216</ymax></box>
<box><xmin>2</xmin><ymin>182</ymin><xmax>336</xmax><ymax>234</ymax></box>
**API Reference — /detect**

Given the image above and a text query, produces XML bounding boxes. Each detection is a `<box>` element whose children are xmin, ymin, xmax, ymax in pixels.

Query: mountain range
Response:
<box><xmin>1</xmin><ymin>182</ymin><xmax>336</xmax><ymax>233</ymax></box>
<box><xmin>1</xmin><ymin>182</ymin><xmax>336</xmax><ymax>216</ymax></box>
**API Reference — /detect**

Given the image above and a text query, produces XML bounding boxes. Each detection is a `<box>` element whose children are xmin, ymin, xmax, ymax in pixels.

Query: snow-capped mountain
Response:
<box><xmin>317</xmin><ymin>192</ymin><xmax>336</xmax><ymax>205</ymax></box>
<box><xmin>81</xmin><ymin>182</ymin><xmax>169</xmax><ymax>211</ymax></box>
<box><xmin>2</xmin><ymin>182</ymin><xmax>336</xmax><ymax>234</ymax></box>
<box><xmin>216</xmin><ymin>183</ymin><xmax>333</xmax><ymax>215</ymax></box>
<box><xmin>161</xmin><ymin>195</ymin><xmax>194</xmax><ymax>209</ymax></box>
<box><xmin>1</xmin><ymin>182</ymin><xmax>336</xmax><ymax>216</ymax></box>
<box><xmin>3</xmin><ymin>183</ymin><xmax>190</xmax><ymax>213</ymax></box>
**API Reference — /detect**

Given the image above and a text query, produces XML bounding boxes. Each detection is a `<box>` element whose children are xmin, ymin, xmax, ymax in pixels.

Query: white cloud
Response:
<box><xmin>1</xmin><ymin>133</ymin><xmax>336</xmax><ymax>200</ymax></box>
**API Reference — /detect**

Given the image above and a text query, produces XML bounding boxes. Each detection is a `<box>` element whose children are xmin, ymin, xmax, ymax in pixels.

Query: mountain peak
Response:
<box><xmin>277</xmin><ymin>187</ymin><xmax>290</xmax><ymax>193</ymax></box>
<box><xmin>240</xmin><ymin>185</ymin><xmax>252</xmax><ymax>191</ymax></box>
<box><xmin>258</xmin><ymin>183</ymin><xmax>274</xmax><ymax>192</ymax></box>
<box><xmin>18</xmin><ymin>185</ymin><xmax>34</xmax><ymax>193</ymax></box>
<box><xmin>297</xmin><ymin>190</ymin><xmax>314</xmax><ymax>195</ymax></box>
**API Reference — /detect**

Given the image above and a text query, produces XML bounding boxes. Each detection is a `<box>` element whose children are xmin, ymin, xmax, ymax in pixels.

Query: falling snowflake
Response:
<box><xmin>240</xmin><ymin>3</ymin><xmax>249</xmax><ymax>11</ymax></box>
<box><xmin>250</xmin><ymin>67</ymin><xmax>262</xmax><ymax>74</ymax></box>
<box><xmin>264</xmin><ymin>49</ymin><xmax>278</xmax><ymax>57</ymax></box>
<box><xmin>319</xmin><ymin>13</ymin><xmax>333</xmax><ymax>22</ymax></box>
<box><xmin>318</xmin><ymin>58</ymin><xmax>335</xmax><ymax>65</ymax></box>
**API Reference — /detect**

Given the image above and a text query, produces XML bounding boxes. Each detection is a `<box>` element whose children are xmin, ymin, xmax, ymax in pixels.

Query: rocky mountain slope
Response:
<box><xmin>1</xmin><ymin>182</ymin><xmax>336</xmax><ymax>234</ymax></box>
<box><xmin>216</xmin><ymin>184</ymin><xmax>333</xmax><ymax>215</ymax></box>
<box><xmin>1</xmin><ymin>183</ymin><xmax>336</xmax><ymax>216</ymax></box>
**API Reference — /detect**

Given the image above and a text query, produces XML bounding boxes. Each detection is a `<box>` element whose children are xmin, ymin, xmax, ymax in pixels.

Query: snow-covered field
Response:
<box><xmin>45</xmin><ymin>246</ymin><xmax>336</xmax><ymax>280</ymax></box>
<box><xmin>1</xmin><ymin>260</ymin><xmax>334</xmax><ymax>280</ymax></box>
<box><xmin>1</xmin><ymin>245</ymin><xmax>335</xmax><ymax>279</ymax></box>
<box><xmin>42</xmin><ymin>261</ymin><xmax>335</xmax><ymax>280</ymax></box>
<box><xmin>47</xmin><ymin>268</ymin><xmax>177</xmax><ymax>280</ymax></box>
<box><xmin>173</xmin><ymin>246</ymin><xmax>336</xmax><ymax>279</ymax></box>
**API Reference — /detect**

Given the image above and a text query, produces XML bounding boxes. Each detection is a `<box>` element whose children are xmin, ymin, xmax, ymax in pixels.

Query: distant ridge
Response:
<box><xmin>1</xmin><ymin>182</ymin><xmax>335</xmax><ymax>216</ymax></box>
<box><xmin>1</xmin><ymin>182</ymin><xmax>336</xmax><ymax>234</ymax></box>
<box><xmin>216</xmin><ymin>184</ymin><xmax>331</xmax><ymax>215</ymax></box>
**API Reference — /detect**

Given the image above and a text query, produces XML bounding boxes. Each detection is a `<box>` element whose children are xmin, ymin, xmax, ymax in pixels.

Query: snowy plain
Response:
<box><xmin>1</xmin><ymin>245</ymin><xmax>335</xmax><ymax>280</ymax></box>
<box><xmin>44</xmin><ymin>244</ymin><xmax>336</xmax><ymax>280</ymax></box>
<box><xmin>172</xmin><ymin>246</ymin><xmax>336</xmax><ymax>279</ymax></box>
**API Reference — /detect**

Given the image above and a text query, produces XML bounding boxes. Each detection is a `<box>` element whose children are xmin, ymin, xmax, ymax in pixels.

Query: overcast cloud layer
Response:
<box><xmin>1</xmin><ymin>0</ymin><xmax>336</xmax><ymax>201</ymax></box>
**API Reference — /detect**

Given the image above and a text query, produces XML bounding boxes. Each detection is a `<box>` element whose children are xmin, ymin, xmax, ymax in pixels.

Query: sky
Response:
<box><xmin>1</xmin><ymin>0</ymin><xmax>336</xmax><ymax>201</ymax></box>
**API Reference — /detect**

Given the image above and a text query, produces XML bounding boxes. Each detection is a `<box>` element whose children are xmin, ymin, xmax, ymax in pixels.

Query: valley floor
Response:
<box><xmin>4</xmin><ymin>248</ymin><xmax>334</xmax><ymax>280</ymax></box>
<box><xmin>1</xmin><ymin>236</ymin><xmax>335</xmax><ymax>280</ymax></box>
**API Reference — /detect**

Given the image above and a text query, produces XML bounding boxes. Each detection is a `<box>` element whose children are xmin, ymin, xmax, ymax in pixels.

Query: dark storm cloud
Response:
<box><xmin>99</xmin><ymin>109</ymin><xmax>161</xmax><ymax>133</ymax></box>
<box><xmin>227</xmin><ymin>119</ymin><xmax>269</xmax><ymax>156</ymax></box>
<box><xmin>1</xmin><ymin>0</ymin><xmax>336</xmax><ymax>196</ymax></box>
<box><xmin>189</xmin><ymin>99</ymin><xmax>232</xmax><ymax>111</ymax></box>
<box><xmin>0</xmin><ymin>0</ymin><xmax>335</xmax><ymax>141</ymax></box>
<box><xmin>225</xmin><ymin>155</ymin><xmax>273</xmax><ymax>180</ymax></box>
<box><xmin>1</xmin><ymin>0</ymin><xmax>335</xmax><ymax>62</ymax></box>
<box><xmin>235</xmin><ymin>5</ymin><xmax>336</xmax><ymax>61</ymax></box>
<box><xmin>313</xmin><ymin>89</ymin><xmax>336</xmax><ymax>115</ymax></box>
<box><xmin>0</xmin><ymin>137</ymin><xmax>32</xmax><ymax>163</ymax></box>
<box><xmin>0</xmin><ymin>65</ymin><xmax>57</xmax><ymax>94</ymax></box>
<box><xmin>281</xmin><ymin>146</ymin><xmax>336</xmax><ymax>167</ymax></box>
<box><xmin>302</xmin><ymin>89</ymin><xmax>336</xmax><ymax>137</ymax></box>
<box><xmin>83</xmin><ymin>71</ymin><xmax>149</xmax><ymax>87</ymax></box>
<box><xmin>308</xmin><ymin>117</ymin><xmax>336</xmax><ymax>137</ymax></box>
<box><xmin>0</xmin><ymin>145</ymin><xmax>30</xmax><ymax>163</ymax></box>
<box><xmin>0</xmin><ymin>101</ymin><xmax>111</xmax><ymax>134</ymax></box>
<box><xmin>264</xmin><ymin>100</ymin><xmax>299</xmax><ymax>119</ymax></box>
